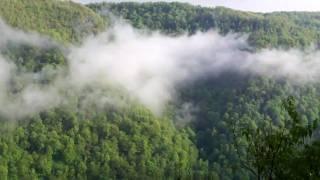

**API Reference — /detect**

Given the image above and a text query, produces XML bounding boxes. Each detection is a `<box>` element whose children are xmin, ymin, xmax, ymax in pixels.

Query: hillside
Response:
<box><xmin>0</xmin><ymin>1</ymin><xmax>320</xmax><ymax>180</ymax></box>
<box><xmin>89</xmin><ymin>2</ymin><xmax>320</xmax><ymax>48</ymax></box>
<box><xmin>0</xmin><ymin>0</ymin><xmax>105</xmax><ymax>42</ymax></box>
<box><xmin>0</xmin><ymin>2</ymin><xmax>204</xmax><ymax>179</ymax></box>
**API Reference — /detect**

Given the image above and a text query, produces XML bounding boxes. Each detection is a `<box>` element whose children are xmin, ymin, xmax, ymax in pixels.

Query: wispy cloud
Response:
<box><xmin>1</xmin><ymin>20</ymin><xmax>320</xmax><ymax>118</ymax></box>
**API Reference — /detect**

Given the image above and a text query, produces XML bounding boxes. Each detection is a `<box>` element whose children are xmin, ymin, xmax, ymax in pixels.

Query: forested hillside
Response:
<box><xmin>0</xmin><ymin>1</ymin><xmax>320</xmax><ymax>180</ymax></box>
<box><xmin>89</xmin><ymin>2</ymin><xmax>320</xmax><ymax>48</ymax></box>
<box><xmin>0</xmin><ymin>0</ymin><xmax>104</xmax><ymax>42</ymax></box>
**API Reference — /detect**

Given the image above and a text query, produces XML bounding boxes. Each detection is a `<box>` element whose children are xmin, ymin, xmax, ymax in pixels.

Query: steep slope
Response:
<box><xmin>0</xmin><ymin>1</ymin><xmax>320</xmax><ymax>179</ymax></box>
<box><xmin>87</xmin><ymin>2</ymin><xmax>320</xmax><ymax>178</ymax></box>
<box><xmin>89</xmin><ymin>2</ymin><xmax>320</xmax><ymax>48</ymax></box>
<box><xmin>0</xmin><ymin>2</ymin><xmax>206</xmax><ymax>179</ymax></box>
<box><xmin>0</xmin><ymin>0</ymin><xmax>105</xmax><ymax>42</ymax></box>
<box><xmin>0</xmin><ymin>104</ymin><xmax>202</xmax><ymax>179</ymax></box>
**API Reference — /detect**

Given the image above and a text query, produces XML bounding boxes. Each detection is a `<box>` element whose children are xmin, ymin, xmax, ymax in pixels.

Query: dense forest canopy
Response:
<box><xmin>0</xmin><ymin>1</ymin><xmax>320</xmax><ymax>179</ymax></box>
<box><xmin>88</xmin><ymin>2</ymin><xmax>320</xmax><ymax>48</ymax></box>
<box><xmin>0</xmin><ymin>0</ymin><xmax>105</xmax><ymax>42</ymax></box>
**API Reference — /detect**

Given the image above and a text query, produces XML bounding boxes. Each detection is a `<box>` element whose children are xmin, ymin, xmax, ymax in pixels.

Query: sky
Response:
<box><xmin>73</xmin><ymin>0</ymin><xmax>320</xmax><ymax>12</ymax></box>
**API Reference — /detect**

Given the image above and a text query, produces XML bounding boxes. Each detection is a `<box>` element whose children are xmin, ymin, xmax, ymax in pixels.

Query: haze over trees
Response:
<box><xmin>0</xmin><ymin>1</ymin><xmax>320</xmax><ymax>179</ymax></box>
<box><xmin>88</xmin><ymin>2</ymin><xmax>320</xmax><ymax>48</ymax></box>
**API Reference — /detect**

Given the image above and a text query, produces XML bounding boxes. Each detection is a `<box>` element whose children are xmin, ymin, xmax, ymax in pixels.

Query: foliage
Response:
<box><xmin>0</xmin><ymin>104</ymin><xmax>209</xmax><ymax>179</ymax></box>
<box><xmin>233</xmin><ymin>96</ymin><xmax>319</xmax><ymax>179</ymax></box>
<box><xmin>89</xmin><ymin>2</ymin><xmax>320</xmax><ymax>48</ymax></box>
<box><xmin>0</xmin><ymin>0</ymin><xmax>105</xmax><ymax>42</ymax></box>
<box><xmin>178</xmin><ymin>74</ymin><xmax>320</xmax><ymax>179</ymax></box>
<box><xmin>0</xmin><ymin>1</ymin><xmax>320</xmax><ymax>179</ymax></box>
<box><xmin>1</xmin><ymin>42</ymin><xmax>67</xmax><ymax>72</ymax></box>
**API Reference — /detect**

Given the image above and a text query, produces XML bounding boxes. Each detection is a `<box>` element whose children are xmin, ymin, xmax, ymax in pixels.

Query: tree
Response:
<box><xmin>233</xmin><ymin>96</ymin><xmax>319</xmax><ymax>179</ymax></box>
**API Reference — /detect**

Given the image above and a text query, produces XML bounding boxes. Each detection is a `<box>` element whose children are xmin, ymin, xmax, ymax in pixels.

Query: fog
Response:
<box><xmin>1</xmin><ymin>20</ymin><xmax>320</xmax><ymax>118</ymax></box>
<box><xmin>0</xmin><ymin>20</ymin><xmax>54</xmax><ymax>49</ymax></box>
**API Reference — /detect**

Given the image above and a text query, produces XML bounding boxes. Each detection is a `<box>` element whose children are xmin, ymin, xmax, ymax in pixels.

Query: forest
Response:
<box><xmin>0</xmin><ymin>1</ymin><xmax>320</xmax><ymax>179</ymax></box>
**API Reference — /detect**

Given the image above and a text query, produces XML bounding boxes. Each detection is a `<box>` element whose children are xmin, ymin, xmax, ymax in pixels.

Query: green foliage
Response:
<box><xmin>1</xmin><ymin>1</ymin><xmax>320</xmax><ymax>179</ymax></box>
<box><xmin>233</xmin><ymin>96</ymin><xmax>319</xmax><ymax>179</ymax></box>
<box><xmin>89</xmin><ymin>2</ymin><xmax>320</xmax><ymax>48</ymax></box>
<box><xmin>2</xmin><ymin>42</ymin><xmax>67</xmax><ymax>72</ymax></box>
<box><xmin>177</xmin><ymin>74</ymin><xmax>320</xmax><ymax>179</ymax></box>
<box><xmin>0</xmin><ymin>104</ymin><xmax>208</xmax><ymax>179</ymax></box>
<box><xmin>0</xmin><ymin>0</ymin><xmax>105</xmax><ymax>42</ymax></box>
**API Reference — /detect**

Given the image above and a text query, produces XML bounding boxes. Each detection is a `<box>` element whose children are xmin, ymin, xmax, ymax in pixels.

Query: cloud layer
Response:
<box><xmin>1</xmin><ymin>21</ymin><xmax>320</xmax><ymax>118</ymax></box>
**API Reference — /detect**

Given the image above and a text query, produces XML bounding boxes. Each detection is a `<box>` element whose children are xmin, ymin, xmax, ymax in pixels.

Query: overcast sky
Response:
<box><xmin>73</xmin><ymin>0</ymin><xmax>320</xmax><ymax>12</ymax></box>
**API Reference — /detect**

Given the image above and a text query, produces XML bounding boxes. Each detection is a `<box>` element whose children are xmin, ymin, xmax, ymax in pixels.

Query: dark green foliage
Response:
<box><xmin>2</xmin><ymin>43</ymin><xmax>66</xmax><ymax>72</ymax></box>
<box><xmin>177</xmin><ymin>74</ymin><xmax>320</xmax><ymax>179</ymax></box>
<box><xmin>89</xmin><ymin>2</ymin><xmax>320</xmax><ymax>48</ymax></box>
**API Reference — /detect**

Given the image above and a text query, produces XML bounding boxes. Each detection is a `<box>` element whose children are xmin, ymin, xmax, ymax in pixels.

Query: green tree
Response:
<box><xmin>233</xmin><ymin>96</ymin><xmax>319</xmax><ymax>179</ymax></box>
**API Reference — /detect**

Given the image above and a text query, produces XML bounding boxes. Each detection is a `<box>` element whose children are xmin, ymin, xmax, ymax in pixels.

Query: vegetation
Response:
<box><xmin>89</xmin><ymin>2</ymin><xmax>320</xmax><ymax>48</ymax></box>
<box><xmin>0</xmin><ymin>104</ymin><xmax>206</xmax><ymax>179</ymax></box>
<box><xmin>1</xmin><ymin>42</ymin><xmax>66</xmax><ymax>72</ymax></box>
<box><xmin>0</xmin><ymin>1</ymin><xmax>320</xmax><ymax>179</ymax></box>
<box><xmin>177</xmin><ymin>74</ymin><xmax>320</xmax><ymax>179</ymax></box>
<box><xmin>0</xmin><ymin>0</ymin><xmax>105</xmax><ymax>42</ymax></box>
<box><xmin>233</xmin><ymin>96</ymin><xmax>319</xmax><ymax>179</ymax></box>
